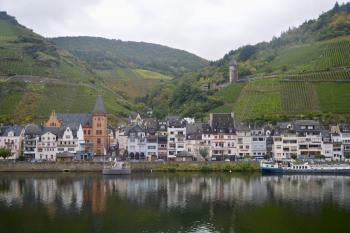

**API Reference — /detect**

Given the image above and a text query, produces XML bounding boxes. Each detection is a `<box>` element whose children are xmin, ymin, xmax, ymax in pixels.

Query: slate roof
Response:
<box><xmin>167</xmin><ymin>115</ymin><xmax>186</xmax><ymax>128</ymax></box>
<box><xmin>186</xmin><ymin>123</ymin><xmax>205</xmax><ymax>140</ymax></box>
<box><xmin>24</xmin><ymin>124</ymin><xmax>43</xmax><ymax>136</ymax></box>
<box><xmin>210</xmin><ymin>113</ymin><xmax>235</xmax><ymax>134</ymax></box>
<box><xmin>229</xmin><ymin>59</ymin><xmax>237</xmax><ymax>66</ymax></box>
<box><xmin>293</xmin><ymin>120</ymin><xmax>321</xmax><ymax>133</ymax></box>
<box><xmin>57</xmin><ymin>113</ymin><xmax>92</xmax><ymax>128</ymax></box>
<box><xmin>126</xmin><ymin>124</ymin><xmax>145</xmax><ymax>136</ymax></box>
<box><xmin>93</xmin><ymin>95</ymin><xmax>106</xmax><ymax>114</ymax></box>
<box><xmin>0</xmin><ymin>125</ymin><xmax>23</xmax><ymax>137</ymax></box>
<box><xmin>339</xmin><ymin>124</ymin><xmax>350</xmax><ymax>133</ymax></box>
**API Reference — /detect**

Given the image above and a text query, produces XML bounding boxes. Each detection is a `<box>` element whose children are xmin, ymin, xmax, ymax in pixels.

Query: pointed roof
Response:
<box><xmin>93</xmin><ymin>95</ymin><xmax>106</xmax><ymax>114</ymax></box>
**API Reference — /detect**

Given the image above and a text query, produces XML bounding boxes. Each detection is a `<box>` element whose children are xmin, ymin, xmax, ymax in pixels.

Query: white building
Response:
<box><xmin>272</xmin><ymin>132</ymin><xmax>298</xmax><ymax>160</ymax></box>
<box><xmin>185</xmin><ymin>123</ymin><xmax>208</xmax><ymax>161</ymax></box>
<box><xmin>338</xmin><ymin>124</ymin><xmax>350</xmax><ymax>160</ymax></box>
<box><xmin>167</xmin><ymin>117</ymin><xmax>186</xmax><ymax>160</ymax></box>
<box><xmin>208</xmin><ymin>113</ymin><xmax>236</xmax><ymax>160</ymax></box>
<box><xmin>251</xmin><ymin>128</ymin><xmax>268</xmax><ymax>158</ymax></box>
<box><xmin>146</xmin><ymin>136</ymin><xmax>158</xmax><ymax>161</ymax></box>
<box><xmin>0</xmin><ymin>125</ymin><xmax>24</xmax><ymax>159</ymax></box>
<box><xmin>56</xmin><ymin>126</ymin><xmax>85</xmax><ymax>156</ymax></box>
<box><xmin>36</xmin><ymin>131</ymin><xmax>58</xmax><ymax>161</ymax></box>
<box><xmin>127</xmin><ymin>125</ymin><xmax>146</xmax><ymax>159</ymax></box>
<box><xmin>236</xmin><ymin>124</ymin><xmax>252</xmax><ymax>158</ymax></box>
<box><xmin>115</xmin><ymin>126</ymin><xmax>128</xmax><ymax>156</ymax></box>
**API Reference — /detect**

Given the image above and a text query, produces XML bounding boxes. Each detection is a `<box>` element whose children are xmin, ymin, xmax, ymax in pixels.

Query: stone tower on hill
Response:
<box><xmin>229</xmin><ymin>60</ymin><xmax>238</xmax><ymax>83</ymax></box>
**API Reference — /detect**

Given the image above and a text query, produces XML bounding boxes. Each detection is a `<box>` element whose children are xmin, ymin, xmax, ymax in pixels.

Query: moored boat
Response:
<box><xmin>102</xmin><ymin>161</ymin><xmax>131</xmax><ymax>175</ymax></box>
<box><xmin>261</xmin><ymin>162</ymin><xmax>350</xmax><ymax>174</ymax></box>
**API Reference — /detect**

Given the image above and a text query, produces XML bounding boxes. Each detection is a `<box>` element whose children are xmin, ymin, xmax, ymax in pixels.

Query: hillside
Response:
<box><xmin>144</xmin><ymin>2</ymin><xmax>350</xmax><ymax>123</ymax></box>
<box><xmin>0</xmin><ymin>11</ymin><xmax>131</xmax><ymax>124</ymax></box>
<box><xmin>0</xmin><ymin>10</ymin><xmax>205</xmax><ymax>124</ymax></box>
<box><xmin>51</xmin><ymin>36</ymin><xmax>208</xmax><ymax>77</ymax></box>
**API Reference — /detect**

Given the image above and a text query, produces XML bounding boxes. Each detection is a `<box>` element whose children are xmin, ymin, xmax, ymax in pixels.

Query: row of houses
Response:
<box><xmin>116</xmin><ymin>113</ymin><xmax>350</xmax><ymax>162</ymax></box>
<box><xmin>0</xmin><ymin>96</ymin><xmax>111</xmax><ymax>161</ymax></box>
<box><xmin>1</xmin><ymin>110</ymin><xmax>350</xmax><ymax>162</ymax></box>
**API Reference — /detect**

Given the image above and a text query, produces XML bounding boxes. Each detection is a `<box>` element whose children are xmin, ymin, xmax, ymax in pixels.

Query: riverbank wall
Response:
<box><xmin>0</xmin><ymin>161</ymin><xmax>260</xmax><ymax>172</ymax></box>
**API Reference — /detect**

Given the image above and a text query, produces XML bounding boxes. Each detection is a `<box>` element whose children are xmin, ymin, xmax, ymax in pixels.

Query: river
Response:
<box><xmin>0</xmin><ymin>173</ymin><xmax>350</xmax><ymax>233</ymax></box>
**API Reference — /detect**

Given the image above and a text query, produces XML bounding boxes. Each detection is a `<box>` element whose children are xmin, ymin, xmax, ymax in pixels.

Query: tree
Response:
<box><xmin>333</xmin><ymin>2</ymin><xmax>340</xmax><ymax>12</ymax></box>
<box><xmin>238</xmin><ymin>45</ymin><xmax>256</xmax><ymax>61</ymax></box>
<box><xmin>199</xmin><ymin>148</ymin><xmax>209</xmax><ymax>160</ymax></box>
<box><xmin>291</xmin><ymin>154</ymin><xmax>297</xmax><ymax>160</ymax></box>
<box><xmin>0</xmin><ymin>148</ymin><xmax>12</xmax><ymax>159</ymax></box>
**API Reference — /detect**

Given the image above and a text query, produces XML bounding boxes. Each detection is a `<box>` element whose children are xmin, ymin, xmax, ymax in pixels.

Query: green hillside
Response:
<box><xmin>51</xmin><ymin>36</ymin><xmax>208</xmax><ymax>77</ymax></box>
<box><xmin>0</xmin><ymin>11</ymin><xmax>131</xmax><ymax>124</ymax></box>
<box><xmin>97</xmin><ymin>67</ymin><xmax>171</xmax><ymax>99</ymax></box>
<box><xmin>0</xmin><ymin>11</ymin><xmax>194</xmax><ymax>124</ymax></box>
<box><xmin>144</xmin><ymin>3</ymin><xmax>350</xmax><ymax>123</ymax></box>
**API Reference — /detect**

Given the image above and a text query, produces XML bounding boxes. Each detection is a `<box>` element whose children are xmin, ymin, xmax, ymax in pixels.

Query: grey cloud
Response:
<box><xmin>0</xmin><ymin>0</ymin><xmax>345</xmax><ymax>60</ymax></box>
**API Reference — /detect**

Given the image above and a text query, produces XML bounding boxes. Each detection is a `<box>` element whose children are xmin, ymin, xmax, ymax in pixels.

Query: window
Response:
<box><xmin>97</xmin><ymin>138</ymin><xmax>101</xmax><ymax>144</ymax></box>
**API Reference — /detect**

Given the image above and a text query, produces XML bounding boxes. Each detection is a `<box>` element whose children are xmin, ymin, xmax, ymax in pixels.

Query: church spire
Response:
<box><xmin>93</xmin><ymin>95</ymin><xmax>106</xmax><ymax>114</ymax></box>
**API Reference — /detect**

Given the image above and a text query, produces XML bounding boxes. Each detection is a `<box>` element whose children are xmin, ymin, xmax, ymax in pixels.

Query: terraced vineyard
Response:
<box><xmin>315</xmin><ymin>82</ymin><xmax>350</xmax><ymax>113</ymax></box>
<box><xmin>315</xmin><ymin>39</ymin><xmax>350</xmax><ymax>70</ymax></box>
<box><xmin>233</xmin><ymin>78</ymin><xmax>282</xmax><ymax>120</ymax></box>
<box><xmin>268</xmin><ymin>37</ymin><xmax>350</xmax><ymax>73</ymax></box>
<box><xmin>281</xmin><ymin>82</ymin><xmax>319</xmax><ymax>113</ymax></box>
<box><xmin>284</xmin><ymin>69</ymin><xmax>350</xmax><ymax>82</ymax></box>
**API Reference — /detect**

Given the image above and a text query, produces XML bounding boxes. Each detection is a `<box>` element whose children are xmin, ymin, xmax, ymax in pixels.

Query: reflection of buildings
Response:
<box><xmin>91</xmin><ymin>179</ymin><xmax>106</xmax><ymax>215</ymax></box>
<box><xmin>104</xmin><ymin>175</ymin><xmax>350</xmax><ymax>209</ymax></box>
<box><xmin>1</xmin><ymin>174</ymin><xmax>350</xmax><ymax>214</ymax></box>
<box><xmin>0</xmin><ymin>179</ymin><xmax>22</xmax><ymax>205</ymax></box>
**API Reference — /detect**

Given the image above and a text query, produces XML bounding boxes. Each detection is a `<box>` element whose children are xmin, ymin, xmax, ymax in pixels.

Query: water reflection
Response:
<box><xmin>0</xmin><ymin>173</ymin><xmax>350</xmax><ymax>233</ymax></box>
<box><xmin>1</xmin><ymin>174</ymin><xmax>350</xmax><ymax>210</ymax></box>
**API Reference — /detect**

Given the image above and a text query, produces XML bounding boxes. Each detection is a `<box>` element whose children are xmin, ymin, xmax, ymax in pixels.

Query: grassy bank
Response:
<box><xmin>0</xmin><ymin>161</ymin><xmax>260</xmax><ymax>173</ymax></box>
<box><xmin>131</xmin><ymin>161</ymin><xmax>260</xmax><ymax>173</ymax></box>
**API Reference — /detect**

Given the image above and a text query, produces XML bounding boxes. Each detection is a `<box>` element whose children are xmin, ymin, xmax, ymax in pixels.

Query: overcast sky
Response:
<box><xmin>0</xmin><ymin>0</ymin><xmax>347</xmax><ymax>60</ymax></box>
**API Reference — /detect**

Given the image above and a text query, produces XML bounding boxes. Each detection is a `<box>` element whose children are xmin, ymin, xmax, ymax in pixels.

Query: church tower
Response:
<box><xmin>91</xmin><ymin>96</ymin><xmax>109</xmax><ymax>155</ymax></box>
<box><xmin>45</xmin><ymin>110</ymin><xmax>61</xmax><ymax>128</ymax></box>
<box><xmin>229</xmin><ymin>60</ymin><xmax>238</xmax><ymax>83</ymax></box>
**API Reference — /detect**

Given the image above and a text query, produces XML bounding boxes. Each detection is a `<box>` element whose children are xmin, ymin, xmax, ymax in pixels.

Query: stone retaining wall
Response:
<box><xmin>0</xmin><ymin>162</ymin><xmax>104</xmax><ymax>172</ymax></box>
